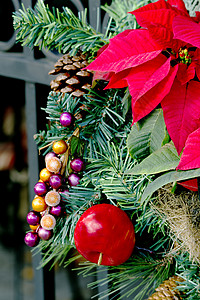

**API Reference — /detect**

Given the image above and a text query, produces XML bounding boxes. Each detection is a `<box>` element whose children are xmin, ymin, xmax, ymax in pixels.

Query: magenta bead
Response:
<box><xmin>34</xmin><ymin>182</ymin><xmax>47</xmax><ymax>196</ymax></box>
<box><xmin>68</xmin><ymin>173</ymin><xmax>80</xmax><ymax>186</ymax></box>
<box><xmin>50</xmin><ymin>205</ymin><xmax>62</xmax><ymax>216</ymax></box>
<box><xmin>49</xmin><ymin>174</ymin><xmax>62</xmax><ymax>189</ymax></box>
<box><xmin>60</xmin><ymin>112</ymin><xmax>73</xmax><ymax>127</ymax></box>
<box><xmin>38</xmin><ymin>227</ymin><xmax>53</xmax><ymax>240</ymax></box>
<box><xmin>26</xmin><ymin>211</ymin><xmax>41</xmax><ymax>225</ymax></box>
<box><xmin>70</xmin><ymin>158</ymin><xmax>84</xmax><ymax>172</ymax></box>
<box><xmin>24</xmin><ymin>232</ymin><xmax>39</xmax><ymax>247</ymax></box>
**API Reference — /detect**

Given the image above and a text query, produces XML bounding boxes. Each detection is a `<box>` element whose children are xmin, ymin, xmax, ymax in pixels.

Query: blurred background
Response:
<box><xmin>0</xmin><ymin>1</ymin><xmax>109</xmax><ymax>299</ymax></box>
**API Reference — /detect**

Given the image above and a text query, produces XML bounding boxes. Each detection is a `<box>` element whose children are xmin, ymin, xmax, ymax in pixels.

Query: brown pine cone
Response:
<box><xmin>148</xmin><ymin>276</ymin><xmax>183</xmax><ymax>300</ymax></box>
<box><xmin>49</xmin><ymin>51</ymin><xmax>93</xmax><ymax>97</ymax></box>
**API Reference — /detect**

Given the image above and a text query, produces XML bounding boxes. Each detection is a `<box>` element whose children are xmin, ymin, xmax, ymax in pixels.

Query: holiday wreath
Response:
<box><xmin>13</xmin><ymin>0</ymin><xmax>200</xmax><ymax>299</ymax></box>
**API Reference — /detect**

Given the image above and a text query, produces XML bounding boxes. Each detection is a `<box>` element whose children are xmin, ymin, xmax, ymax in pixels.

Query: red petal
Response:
<box><xmin>178</xmin><ymin>179</ymin><xmax>198</xmax><ymax>191</ymax></box>
<box><xmin>104</xmin><ymin>69</ymin><xmax>130</xmax><ymax>89</ymax></box>
<box><xmin>177</xmin><ymin>63</ymin><xmax>195</xmax><ymax>85</ymax></box>
<box><xmin>148</xmin><ymin>24</ymin><xmax>174</xmax><ymax>48</ymax></box>
<box><xmin>106</xmin><ymin>54</ymin><xmax>168</xmax><ymax>92</ymax></box>
<box><xmin>167</xmin><ymin>0</ymin><xmax>188</xmax><ymax>14</ymax></box>
<box><xmin>131</xmin><ymin>0</ymin><xmax>169</xmax><ymax>27</ymax></box>
<box><xmin>93</xmin><ymin>70</ymin><xmax>114</xmax><ymax>82</ymax></box>
<box><xmin>131</xmin><ymin>62</ymin><xmax>178</xmax><ymax>123</ymax></box>
<box><xmin>86</xmin><ymin>30</ymin><xmax>162</xmax><ymax>73</ymax></box>
<box><xmin>193</xmin><ymin>12</ymin><xmax>200</xmax><ymax>22</ymax></box>
<box><xmin>177</xmin><ymin>127</ymin><xmax>200</xmax><ymax>170</ymax></box>
<box><xmin>134</xmin><ymin>9</ymin><xmax>176</xmax><ymax>30</ymax></box>
<box><xmin>193</xmin><ymin>48</ymin><xmax>200</xmax><ymax>81</ymax></box>
<box><xmin>173</xmin><ymin>16</ymin><xmax>200</xmax><ymax>48</ymax></box>
<box><xmin>196</xmin><ymin>64</ymin><xmax>200</xmax><ymax>82</ymax></box>
<box><xmin>162</xmin><ymin>80</ymin><xmax>200</xmax><ymax>155</ymax></box>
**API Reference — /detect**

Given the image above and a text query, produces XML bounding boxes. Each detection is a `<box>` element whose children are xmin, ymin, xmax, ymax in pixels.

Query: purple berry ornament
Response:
<box><xmin>26</xmin><ymin>211</ymin><xmax>41</xmax><ymax>225</ymax></box>
<box><xmin>49</xmin><ymin>174</ymin><xmax>62</xmax><ymax>189</ymax></box>
<box><xmin>38</xmin><ymin>227</ymin><xmax>53</xmax><ymax>240</ymax></box>
<box><xmin>68</xmin><ymin>173</ymin><xmax>80</xmax><ymax>186</ymax></box>
<box><xmin>24</xmin><ymin>232</ymin><xmax>39</xmax><ymax>247</ymax></box>
<box><xmin>34</xmin><ymin>182</ymin><xmax>47</xmax><ymax>196</ymax></box>
<box><xmin>50</xmin><ymin>205</ymin><xmax>62</xmax><ymax>217</ymax></box>
<box><xmin>70</xmin><ymin>158</ymin><xmax>84</xmax><ymax>172</ymax></box>
<box><xmin>60</xmin><ymin>112</ymin><xmax>73</xmax><ymax>127</ymax></box>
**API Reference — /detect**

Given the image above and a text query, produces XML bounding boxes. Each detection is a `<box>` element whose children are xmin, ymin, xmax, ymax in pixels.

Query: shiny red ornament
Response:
<box><xmin>74</xmin><ymin>204</ymin><xmax>135</xmax><ymax>266</ymax></box>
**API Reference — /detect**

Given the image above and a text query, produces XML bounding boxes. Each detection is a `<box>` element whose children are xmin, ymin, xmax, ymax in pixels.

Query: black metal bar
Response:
<box><xmin>0</xmin><ymin>52</ymin><xmax>54</xmax><ymax>85</ymax></box>
<box><xmin>25</xmin><ymin>81</ymin><xmax>55</xmax><ymax>300</ymax></box>
<box><xmin>88</xmin><ymin>0</ymin><xmax>101</xmax><ymax>31</ymax></box>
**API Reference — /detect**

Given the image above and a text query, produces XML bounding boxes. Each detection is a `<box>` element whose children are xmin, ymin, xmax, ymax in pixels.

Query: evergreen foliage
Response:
<box><xmin>14</xmin><ymin>0</ymin><xmax>200</xmax><ymax>299</ymax></box>
<box><xmin>77</xmin><ymin>254</ymin><xmax>173</xmax><ymax>300</ymax></box>
<box><xmin>13</xmin><ymin>0</ymin><xmax>108</xmax><ymax>56</ymax></box>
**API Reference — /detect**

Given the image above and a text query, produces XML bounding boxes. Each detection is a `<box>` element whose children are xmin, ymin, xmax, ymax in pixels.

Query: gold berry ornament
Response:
<box><xmin>29</xmin><ymin>224</ymin><xmax>40</xmax><ymax>231</ymax></box>
<box><xmin>40</xmin><ymin>168</ymin><xmax>51</xmax><ymax>182</ymax></box>
<box><xmin>46</xmin><ymin>156</ymin><xmax>62</xmax><ymax>174</ymax></box>
<box><xmin>41</xmin><ymin>214</ymin><xmax>56</xmax><ymax>230</ymax></box>
<box><xmin>45</xmin><ymin>190</ymin><xmax>61</xmax><ymax>207</ymax></box>
<box><xmin>32</xmin><ymin>196</ymin><xmax>47</xmax><ymax>212</ymax></box>
<box><xmin>52</xmin><ymin>140</ymin><xmax>67</xmax><ymax>154</ymax></box>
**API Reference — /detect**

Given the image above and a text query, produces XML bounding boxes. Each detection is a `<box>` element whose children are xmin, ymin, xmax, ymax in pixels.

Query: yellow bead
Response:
<box><xmin>32</xmin><ymin>196</ymin><xmax>47</xmax><ymax>212</ymax></box>
<box><xmin>40</xmin><ymin>168</ymin><xmax>51</xmax><ymax>182</ymax></box>
<box><xmin>52</xmin><ymin>140</ymin><xmax>67</xmax><ymax>154</ymax></box>
<box><xmin>29</xmin><ymin>224</ymin><xmax>40</xmax><ymax>231</ymax></box>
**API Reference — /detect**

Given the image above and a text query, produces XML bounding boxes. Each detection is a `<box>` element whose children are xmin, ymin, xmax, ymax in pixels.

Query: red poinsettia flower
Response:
<box><xmin>86</xmin><ymin>0</ymin><xmax>200</xmax><ymax>157</ymax></box>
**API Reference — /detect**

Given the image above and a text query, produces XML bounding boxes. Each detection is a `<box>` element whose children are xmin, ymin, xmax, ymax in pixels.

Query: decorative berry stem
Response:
<box><xmin>98</xmin><ymin>252</ymin><xmax>103</xmax><ymax>266</ymax></box>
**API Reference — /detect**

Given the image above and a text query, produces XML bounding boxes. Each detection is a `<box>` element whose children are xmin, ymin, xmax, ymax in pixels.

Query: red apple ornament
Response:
<box><xmin>74</xmin><ymin>204</ymin><xmax>135</xmax><ymax>266</ymax></box>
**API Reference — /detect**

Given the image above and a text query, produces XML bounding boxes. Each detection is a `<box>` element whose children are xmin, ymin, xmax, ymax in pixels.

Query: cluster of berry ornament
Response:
<box><xmin>24</xmin><ymin>111</ymin><xmax>84</xmax><ymax>247</ymax></box>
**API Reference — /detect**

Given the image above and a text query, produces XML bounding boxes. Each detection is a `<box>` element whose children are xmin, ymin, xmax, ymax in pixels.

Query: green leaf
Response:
<box><xmin>126</xmin><ymin>142</ymin><xmax>180</xmax><ymax>175</ymax></box>
<box><xmin>127</xmin><ymin>109</ymin><xmax>166</xmax><ymax>161</ymax></box>
<box><xmin>141</xmin><ymin>168</ymin><xmax>200</xmax><ymax>203</ymax></box>
<box><xmin>70</xmin><ymin>136</ymin><xmax>81</xmax><ymax>156</ymax></box>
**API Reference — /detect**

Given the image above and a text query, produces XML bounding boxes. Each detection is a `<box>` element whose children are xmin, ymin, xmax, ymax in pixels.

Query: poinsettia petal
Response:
<box><xmin>193</xmin><ymin>48</ymin><xmax>200</xmax><ymax>81</ymax></box>
<box><xmin>178</xmin><ymin>179</ymin><xmax>198</xmax><ymax>191</ymax></box>
<box><xmin>196</xmin><ymin>65</ymin><xmax>200</xmax><ymax>82</ymax></box>
<box><xmin>86</xmin><ymin>29</ymin><xmax>162</xmax><ymax>73</ymax></box>
<box><xmin>193</xmin><ymin>11</ymin><xmax>200</xmax><ymax>22</ymax></box>
<box><xmin>106</xmin><ymin>54</ymin><xmax>168</xmax><ymax>93</ymax></box>
<box><xmin>167</xmin><ymin>0</ymin><xmax>188</xmax><ymax>14</ymax></box>
<box><xmin>177</xmin><ymin>127</ymin><xmax>200</xmax><ymax>170</ymax></box>
<box><xmin>161</xmin><ymin>80</ymin><xmax>200</xmax><ymax>155</ymax></box>
<box><xmin>173</xmin><ymin>16</ymin><xmax>200</xmax><ymax>48</ymax></box>
<box><xmin>104</xmin><ymin>69</ymin><xmax>130</xmax><ymax>89</ymax></box>
<box><xmin>131</xmin><ymin>63</ymin><xmax>178</xmax><ymax>123</ymax></box>
<box><xmin>133</xmin><ymin>9</ymin><xmax>176</xmax><ymax>31</ymax></box>
<box><xmin>130</xmin><ymin>0</ymin><xmax>169</xmax><ymax>27</ymax></box>
<box><xmin>147</xmin><ymin>25</ymin><xmax>174</xmax><ymax>48</ymax></box>
<box><xmin>177</xmin><ymin>63</ymin><xmax>195</xmax><ymax>85</ymax></box>
<box><xmin>93</xmin><ymin>70</ymin><xmax>114</xmax><ymax>82</ymax></box>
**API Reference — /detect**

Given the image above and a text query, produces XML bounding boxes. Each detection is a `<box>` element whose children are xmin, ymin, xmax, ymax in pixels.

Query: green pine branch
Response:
<box><xmin>13</xmin><ymin>0</ymin><xmax>108</xmax><ymax>56</ymax></box>
<box><xmin>175</xmin><ymin>252</ymin><xmax>200</xmax><ymax>299</ymax></box>
<box><xmin>76</xmin><ymin>253</ymin><xmax>173</xmax><ymax>300</ymax></box>
<box><xmin>102</xmin><ymin>0</ymin><xmax>150</xmax><ymax>33</ymax></box>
